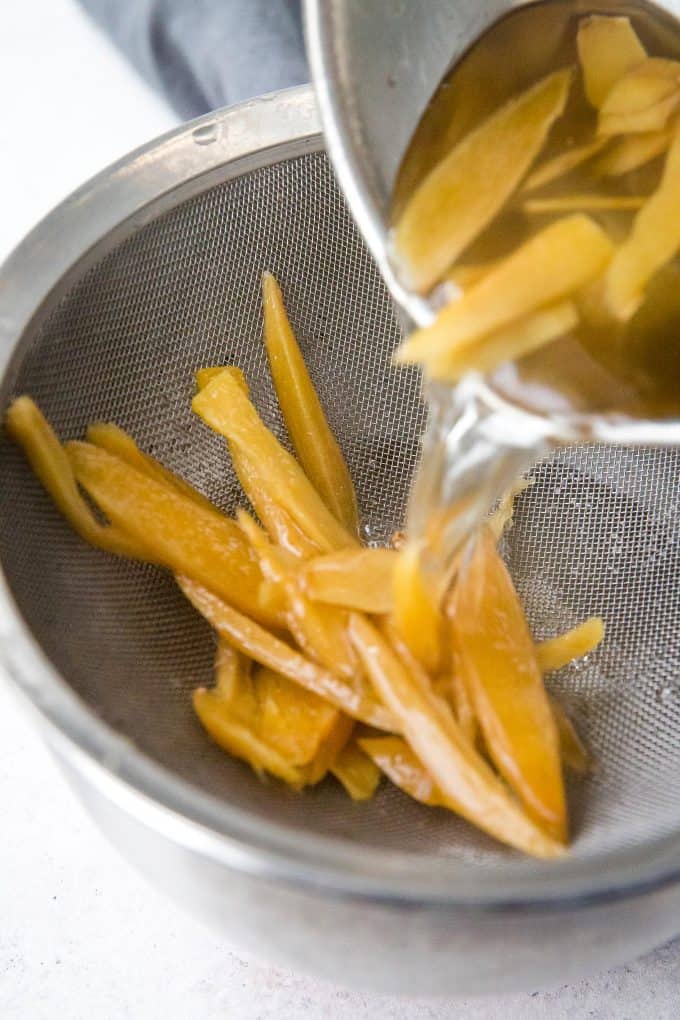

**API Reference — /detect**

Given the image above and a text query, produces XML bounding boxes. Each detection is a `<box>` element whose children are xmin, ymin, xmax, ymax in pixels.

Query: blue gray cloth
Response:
<box><xmin>78</xmin><ymin>0</ymin><xmax>308</xmax><ymax>119</ymax></box>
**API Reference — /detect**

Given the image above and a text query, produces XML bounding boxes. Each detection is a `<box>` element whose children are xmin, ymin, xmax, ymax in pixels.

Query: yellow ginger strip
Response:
<box><xmin>393</xmin><ymin>69</ymin><xmax>571</xmax><ymax>292</ymax></box>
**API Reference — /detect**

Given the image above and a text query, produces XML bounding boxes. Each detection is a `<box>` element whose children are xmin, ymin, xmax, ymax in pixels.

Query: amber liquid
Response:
<box><xmin>393</xmin><ymin>1</ymin><xmax>680</xmax><ymax>421</ymax></box>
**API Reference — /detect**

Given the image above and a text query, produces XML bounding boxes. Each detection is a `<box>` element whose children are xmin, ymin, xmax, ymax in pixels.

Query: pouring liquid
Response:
<box><xmin>391</xmin><ymin>3</ymin><xmax>680</xmax><ymax>566</ymax></box>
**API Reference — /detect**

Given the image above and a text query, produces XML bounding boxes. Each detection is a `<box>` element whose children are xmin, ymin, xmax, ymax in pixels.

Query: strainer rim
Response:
<box><xmin>0</xmin><ymin>86</ymin><xmax>679</xmax><ymax>911</ymax></box>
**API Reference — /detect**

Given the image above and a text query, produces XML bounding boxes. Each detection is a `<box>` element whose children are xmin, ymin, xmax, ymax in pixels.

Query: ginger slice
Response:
<box><xmin>603</xmin><ymin>121</ymin><xmax>680</xmax><ymax>318</ymax></box>
<box><xmin>65</xmin><ymin>439</ymin><xmax>272</xmax><ymax>623</ymax></box>
<box><xmin>5</xmin><ymin>397</ymin><xmax>148</xmax><ymax>561</ymax></box>
<box><xmin>192</xmin><ymin>369</ymin><xmax>356</xmax><ymax>552</ymax></box>
<box><xmin>445</xmin><ymin>259</ymin><xmax>503</xmax><ymax>292</ymax></box>
<box><xmin>599</xmin><ymin>59</ymin><xmax>680</xmax><ymax>120</ymax></box>
<box><xmin>391</xmin><ymin>542</ymin><xmax>443</xmax><ymax>673</ymax></box>
<box><xmin>331</xmin><ymin>740</ymin><xmax>382</xmax><ymax>800</ymax></box>
<box><xmin>195</xmin><ymin>365</ymin><xmax>249</xmax><ymax>394</ymax></box>
<box><xmin>593</xmin><ymin>127</ymin><xmax>674</xmax><ymax>176</ymax></box>
<box><xmin>214</xmin><ymin>639</ymin><xmax>253</xmax><ymax>705</ymax></box>
<box><xmin>86</xmin><ymin>421</ymin><xmax>216</xmax><ymax>513</ymax></box>
<box><xmin>451</xmin><ymin>529</ymin><xmax>567</xmax><ymax>843</ymax></box>
<box><xmin>193</xmin><ymin>688</ymin><xmax>304</xmax><ymax>785</ymax></box>
<box><xmin>237</xmin><ymin>508</ymin><xmax>359</xmax><ymax>682</ymax></box>
<box><xmin>262</xmin><ymin>273</ymin><xmax>359</xmax><ymax>534</ymax></box>
<box><xmin>359</xmin><ymin>735</ymin><xmax>443</xmax><ymax>806</ymax></box>
<box><xmin>577</xmin><ymin>15</ymin><xmax>647</xmax><ymax>108</ymax></box>
<box><xmin>254</xmin><ymin>665</ymin><xmax>341</xmax><ymax>767</ymax></box>
<box><xmin>300</xmin><ymin>547</ymin><xmax>397</xmax><ymax>613</ymax></box>
<box><xmin>178</xmin><ymin>575</ymin><xmax>394</xmax><ymax>731</ymax></box>
<box><xmin>536</xmin><ymin>617</ymin><xmax>605</xmax><ymax>672</ymax></box>
<box><xmin>393</xmin><ymin>69</ymin><xmax>571</xmax><ymax>292</ymax></box>
<box><xmin>599</xmin><ymin>89</ymin><xmax>680</xmax><ymax>135</ymax></box>
<box><xmin>523</xmin><ymin>195</ymin><xmax>645</xmax><ymax>214</ymax></box>
<box><xmin>397</xmin><ymin>215</ymin><xmax>612</xmax><ymax>368</ymax></box>
<box><xmin>425</xmin><ymin>301</ymin><xmax>579</xmax><ymax>382</ymax></box>
<box><xmin>523</xmin><ymin>136</ymin><xmax>610</xmax><ymax>192</ymax></box>
<box><xmin>349</xmin><ymin>614</ymin><xmax>564</xmax><ymax>858</ymax></box>
<box><xmin>195</xmin><ymin>367</ymin><xmax>321</xmax><ymax>559</ymax></box>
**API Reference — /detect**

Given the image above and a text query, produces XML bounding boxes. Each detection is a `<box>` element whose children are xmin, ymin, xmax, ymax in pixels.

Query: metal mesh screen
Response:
<box><xmin>0</xmin><ymin>152</ymin><xmax>678</xmax><ymax>863</ymax></box>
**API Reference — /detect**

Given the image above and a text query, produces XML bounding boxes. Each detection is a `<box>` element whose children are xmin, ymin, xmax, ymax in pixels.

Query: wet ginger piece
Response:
<box><xmin>451</xmin><ymin>529</ymin><xmax>567</xmax><ymax>843</ymax></box>
<box><xmin>436</xmin><ymin>671</ymin><xmax>590</xmax><ymax>775</ymax></box>
<box><xmin>577</xmin><ymin>15</ymin><xmax>647</xmax><ymax>109</ymax></box>
<box><xmin>178</xmin><ymin>575</ymin><xmax>394</xmax><ymax>731</ymax></box>
<box><xmin>537</xmin><ymin>617</ymin><xmax>605</xmax><ymax>673</ymax></box>
<box><xmin>283</xmin><ymin>584</ymin><xmax>358</xmax><ymax>681</ymax></box>
<box><xmin>237</xmin><ymin>509</ymin><xmax>359</xmax><ymax>681</ymax></box>
<box><xmin>396</xmin><ymin>215</ymin><xmax>613</xmax><ymax>368</ymax></box>
<box><xmin>593</xmin><ymin>127</ymin><xmax>674</xmax><ymax>177</ymax></box>
<box><xmin>361</xmin><ymin>704</ymin><xmax>590</xmax><ymax>812</ymax></box>
<box><xmin>599</xmin><ymin>89</ymin><xmax>680</xmax><ymax>136</ymax></box>
<box><xmin>523</xmin><ymin>137</ymin><xmax>610</xmax><ymax>192</ymax></box>
<box><xmin>86</xmin><ymin>421</ymin><xmax>216</xmax><ymax>513</ymax></box>
<box><xmin>364</xmin><ymin>728</ymin><xmax>585</xmax><ymax>804</ymax></box>
<box><xmin>425</xmin><ymin>301</ymin><xmax>578</xmax><ymax>382</ymax></box>
<box><xmin>436</xmin><ymin>661</ymin><xmax>478</xmax><ymax>745</ymax></box>
<box><xmin>210</xmin><ymin>640</ymin><xmax>260</xmax><ymax>726</ymax></box>
<box><xmin>253</xmin><ymin>665</ymin><xmax>342</xmax><ymax>767</ymax></box>
<box><xmin>445</xmin><ymin>259</ymin><xmax>503</xmax><ymax>292</ymax></box>
<box><xmin>65</xmin><ymin>439</ymin><xmax>274</xmax><ymax>625</ymax></box>
<box><xmin>195</xmin><ymin>365</ymin><xmax>249</xmax><ymax>393</ymax></box>
<box><xmin>195</xmin><ymin>647</ymin><xmax>311</xmax><ymax>785</ymax></box>
<box><xmin>603</xmin><ymin>121</ymin><xmax>680</xmax><ymax>319</ymax></box>
<box><xmin>444</xmin><ymin>595</ymin><xmax>597</xmax><ymax>767</ymax></box>
<box><xmin>301</xmin><ymin>713</ymin><xmax>355</xmax><ymax>786</ymax></box>
<box><xmin>262</xmin><ymin>273</ymin><xmax>359</xmax><ymax>534</ymax></box>
<box><xmin>214</xmin><ymin>639</ymin><xmax>252</xmax><ymax>703</ymax></box>
<box><xmin>599</xmin><ymin>58</ymin><xmax>680</xmax><ymax>117</ymax></box>
<box><xmin>393</xmin><ymin>69</ymin><xmax>571</xmax><ymax>292</ymax></box>
<box><xmin>300</xmin><ymin>546</ymin><xmax>397</xmax><ymax>613</ymax></box>
<box><xmin>192</xmin><ymin>369</ymin><xmax>356</xmax><ymax>552</ymax></box>
<box><xmin>5</xmin><ymin>397</ymin><xmax>148</xmax><ymax>561</ymax></box>
<box><xmin>349</xmin><ymin>614</ymin><xmax>564</xmax><ymax>858</ymax></box>
<box><xmin>523</xmin><ymin>195</ymin><xmax>645</xmax><ymax>214</ymax></box>
<box><xmin>358</xmin><ymin>736</ymin><xmax>441</xmax><ymax>805</ymax></box>
<box><xmin>234</xmin><ymin>445</ymin><xmax>321</xmax><ymax>559</ymax></box>
<box><xmin>195</xmin><ymin>365</ymin><xmax>323</xmax><ymax>560</ymax></box>
<box><xmin>87</xmin><ymin>410</ymin><xmax>316</xmax><ymax>570</ymax></box>
<box><xmin>331</xmin><ymin>740</ymin><xmax>382</xmax><ymax>800</ymax></box>
<box><xmin>210</xmin><ymin>637</ymin><xmax>352</xmax><ymax>784</ymax></box>
<box><xmin>391</xmin><ymin>542</ymin><xmax>443</xmax><ymax>673</ymax></box>
<box><xmin>597</xmin><ymin>61</ymin><xmax>680</xmax><ymax>135</ymax></box>
<box><xmin>193</xmin><ymin>687</ymin><xmax>304</xmax><ymax>785</ymax></box>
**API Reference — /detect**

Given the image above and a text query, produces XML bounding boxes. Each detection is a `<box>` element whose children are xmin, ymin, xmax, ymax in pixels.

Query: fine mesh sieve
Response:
<box><xmin>1</xmin><ymin>141</ymin><xmax>679</xmax><ymax>867</ymax></box>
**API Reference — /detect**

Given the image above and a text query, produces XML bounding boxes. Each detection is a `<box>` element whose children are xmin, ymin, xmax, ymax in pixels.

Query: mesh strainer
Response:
<box><xmin>0</xmin><ymin>87</ymin><xmax>679</xmax><ymax>995</ymax></box>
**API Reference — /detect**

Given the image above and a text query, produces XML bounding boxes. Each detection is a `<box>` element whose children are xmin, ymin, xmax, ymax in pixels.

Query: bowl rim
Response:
<box><xmin>0</xmin><ymin>83</ymin><xmax>679</xmax><ymax>913</ymax></box>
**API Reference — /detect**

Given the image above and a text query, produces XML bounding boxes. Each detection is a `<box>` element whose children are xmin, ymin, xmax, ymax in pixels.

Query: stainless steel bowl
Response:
<box><xmin>305</xmin><ymin>0</ymin><xmax>680</xmax><ymax>331</ymax></box>
<box><xmin>1</xmin><ymin>86</ymin><xmax>679</xmax><ymax>995</ymax></box>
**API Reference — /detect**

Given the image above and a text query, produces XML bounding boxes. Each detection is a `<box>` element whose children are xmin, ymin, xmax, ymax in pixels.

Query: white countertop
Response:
<box><xmin>1</xmin><ymin>2</ymin><xmax>678</xmax><ymax>1016</ymax></box>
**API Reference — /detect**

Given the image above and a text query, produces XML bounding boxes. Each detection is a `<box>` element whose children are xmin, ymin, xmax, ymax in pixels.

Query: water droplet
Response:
<box><xmin>193</xmin><ymin>122</ymin><xmax>218</xmax><ymax>146</ymax></box>
<box><xmin>657</xmin><ymin>685</ymin><xmax>675</xmax><ymax>705</ymax></box>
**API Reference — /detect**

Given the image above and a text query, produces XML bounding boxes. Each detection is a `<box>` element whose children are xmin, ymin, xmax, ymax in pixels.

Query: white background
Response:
<box><xmin>1</xmin><ymin>1</ymin><xmax>679</xmax><ymax>1016</ymax></box>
